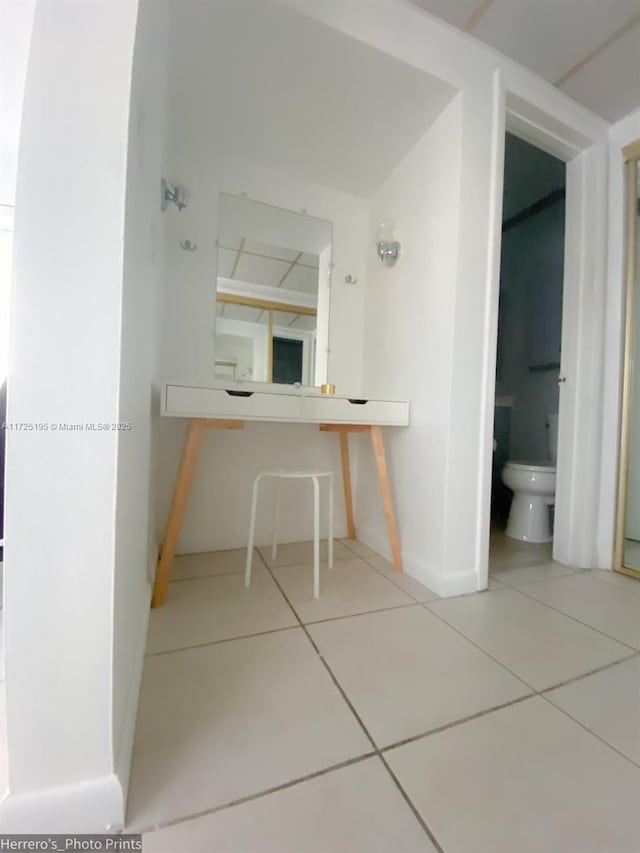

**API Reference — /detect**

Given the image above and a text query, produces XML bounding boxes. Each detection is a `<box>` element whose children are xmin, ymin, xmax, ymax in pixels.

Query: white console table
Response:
<box><xmin>152</xmin><ymin>383</ymin><xmax>410</xmax><ymax>607</ymax></box>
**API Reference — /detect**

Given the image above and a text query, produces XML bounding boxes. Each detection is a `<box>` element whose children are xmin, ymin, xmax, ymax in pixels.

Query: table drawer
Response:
<box><xmin>164</xmin><ymin>386</ymin><xmax>301</xmax><ymax>421</ymax></box>
<box><xmin>300</xmin><ymin>396</ymin><xmax>409</xmax><ymax>425</ymax></box>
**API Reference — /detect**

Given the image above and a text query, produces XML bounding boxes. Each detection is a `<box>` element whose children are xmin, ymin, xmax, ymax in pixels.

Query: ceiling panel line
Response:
<box><xmin>555</xmin><ymin>12</ymin><xmax>640</xmax><ymax>86</ymax></box>
<box><xmin>230</xmin><ymin>237</ymin><xmax>246</xmax><ymax>279</ymax></box>
<box><xmin>464</xmin><ymin>0</ymin><xmax>495</xmax><ymax>32</ymax></box>
<box><xmin>219</xmin><ymin>245</ymin><xmax>317</xmax><ymax>269</ymax></box>
<box><xmin>278</xmin><ymin>251</ymin><xmax>304</xmax><ymax>287</ymax></box>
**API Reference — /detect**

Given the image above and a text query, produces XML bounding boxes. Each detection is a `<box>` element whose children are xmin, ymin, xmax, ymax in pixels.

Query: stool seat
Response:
<box><xmin>258</xmin><ymin>467</ymin><xmax>333</xmax><ymax>479</ymax></box>
<box><xmin>245</xmin><ymin>468</ymin><xmax>334</xmax><ymax>598</ymax></box>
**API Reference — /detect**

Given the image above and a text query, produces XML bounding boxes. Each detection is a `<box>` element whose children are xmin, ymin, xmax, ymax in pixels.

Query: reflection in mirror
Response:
<box><xmin>214</xmin><ymin>193</ymin><xmax>332</xmax><ymax>386</ymax></box>
<box><xmin>619</xmin><ymin>149</ymin><xmax>640</xmax><ymax>576</ymax></box>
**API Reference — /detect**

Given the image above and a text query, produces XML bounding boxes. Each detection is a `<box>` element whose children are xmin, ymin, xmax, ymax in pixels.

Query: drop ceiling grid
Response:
<box><xmin>471</xmin><ymin>0</ymin><xmax>640</xmax><ymax>84</ymax></box>
<box><xmin>216</xmin><ymin>240</ymin><xmax>321</xmax><ymax>330</ymax></box>
<box><xmin>406</xmin><ymin>0</ymin><xmax>481</xmax><ymax>29</ymax></box>
<box><xmin>234</xmin><ymin>253</ymin><xmax>291</xmax><ymax>288</ymax></box>
<box><xmin>410</xmin><ymin>0</ymin><xmax>640</xmax><ymax>120</ymax></box>
<box><xmin>559</xmin><ymin>21</ymin><xmax>640</xmax><ymax>122</ymax></box>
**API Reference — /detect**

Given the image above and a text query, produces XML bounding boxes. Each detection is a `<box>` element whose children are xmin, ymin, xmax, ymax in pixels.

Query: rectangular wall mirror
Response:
<box><xmin>214</xmin><ymin>193</ymin><xmax>333</xmax><ymax>386</ymax></box>
<box><xmin>616</xmin><ymin>142</ymin><xmax>640</xmax><ymax>578</ymax></box>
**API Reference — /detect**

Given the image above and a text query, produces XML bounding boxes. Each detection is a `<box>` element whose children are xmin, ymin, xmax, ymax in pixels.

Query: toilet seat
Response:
<box><xmin>505</xmin><ymin>460</ymin><xmax>555</xmax><ymax>473</ymax></box>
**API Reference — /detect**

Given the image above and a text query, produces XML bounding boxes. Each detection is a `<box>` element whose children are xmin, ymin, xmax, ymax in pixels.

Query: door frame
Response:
<box><xmin>614</xmin><ymin>143</ymin><xmax>640</xmax><ymax>578</ymax></box>
<box><xmin>478</xmin><ymin>76</ymin><xmax>609</xmax><ymax>587</ymax></box>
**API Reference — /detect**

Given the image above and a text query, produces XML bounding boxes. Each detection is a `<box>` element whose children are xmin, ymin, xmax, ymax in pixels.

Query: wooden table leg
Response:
<box><xmin>339</xmin><ymin>431</ymin><xmax>356</xmax><ymax>539</ymax></box>
<box><xmin>152</xmin><ymin>418</ymin><xmax>207</xmax><ymax>607</ymax></box>
<box><xmin>370</xmin><ymin>425</ymin><xmax>403</xmax><ymax>572</ymax></box>
<box><xmin>152</xmin><ymin>417</ymin><xmax>245</xmax><ymax>607</ymax></box>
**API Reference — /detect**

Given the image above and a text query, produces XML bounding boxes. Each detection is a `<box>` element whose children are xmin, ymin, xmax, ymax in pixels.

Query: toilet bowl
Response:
<box><xmin>502</xmin><ymin>414</ymin><xmax>558</xmax><ymax>543</ymax></box>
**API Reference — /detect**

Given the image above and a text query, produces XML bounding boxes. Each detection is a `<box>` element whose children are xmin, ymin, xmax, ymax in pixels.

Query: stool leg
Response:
<box><xmin>312</xmin><ymin>476</ymin><xmax>320</xmax><ymax>599</ymax></box>
<box><xmin>272</xmin><ymin>477</ymin><xmax>281</xmax><ymax>561</ymax></box>
<box><xmin>328</xmin><ymin>474</ymin><xmax>334</xmax><ymax>569</ymax></box>
<box><xmin>246</xmin><ymin>475</ymin><xmax>261</xmax><ymax>588</ymax></box>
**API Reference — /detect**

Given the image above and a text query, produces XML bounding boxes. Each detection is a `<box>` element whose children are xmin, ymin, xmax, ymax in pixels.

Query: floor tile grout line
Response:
<box><xmin>377</xmin><ymin>753</ymin><xmax>446</xmax><ymax>853</ymax></box>
<box><xmin>578</xmin><ymin>570</ymin><xmax>640</xmax><ymax>597</ymax></box>
<box><xmin>264</xmin><ymin>537</ymin><xmax>437</xmax><ymax>604</ymax></box>
<box><xmin>170</xmin><ymin>544</ymin><xmax>640</xmax><ymax>602</ymax></box>
<box><xmin>145</xmin><ymin>623</ymin><xmax>300</xmax><ymax>658</ymax></box>
<box><xmin>165</xmin><ymin>546</ymin><xmax>638</xmax><ymax>729</ymax></box>
<box><xmin>490</xmin><ymin>568</ymin><xmax>579</xmax><ymax>588</ymax></box>
<box><xmin>261</xmin><ymin>556</ymin><xmax>353</xmax><ymax>570</ymax></box>
<box><xmin>537</xmin><ymin>650</ymin><xmax>640</xmax><ymax>693</ymax></box>
<box><xmin>492</xmin><ymin>559</ymin><xmax>640</xmax><ymax>596</ymax></box>
<box><xmin>373</xmin><ymin>649</ymin><xmax>640</xmax><ymax>758</ymax></box>
<box><xmin>168</xmin><ymin>568</ymin><xmax>248</xmax><ymax>583</ymax></box>
<box><xmin>146</xmin><ymin>604</ymin><xmax>423</xmax><ymax>660</ymax></box>
<box><xmin>509</xmin><ymin>582</ymin><xmax>640</xmax><ymax>653</ymax></box>
<box><xmin>259</xmin><ymin>542</ymin><xmax>353</xmax><ymax>571</ymax></box>
<box><xmin>135</xmin><ymin>751</ymin><xmax>378</xmax><ymax>836</ymax></box>
<box><xmin>539</xmin><ymin>691</ymin><xmax>640</xmax><ymax>772</ymax></box>
<box><xmin>304</xmin><ymin>601</ymin><xmax>419</xmax><ymax>626</ymax></box>
<box><xmin>254</xmin><ymin>548</ymin><xmax>378</xmax><ymax>752</ymax></box>
<box><xmin>157</xmin><ymin>541</ymin><xmax>638</xmax><ymax>695</ymax></box>
<box><xmin>148</xmin><ymin>549</ymin><xmax>422</xmax><ymax>658</ymax></box>
<box><xmin>423</xmin><ymin>598</ymin><xmax>639</xmax><ymax>694</ymax></box>
<box><xmin>140</xmin><ymin>574</ymin><xmax>637</xmax><ymax>839</ymax></box>
<box><xmin>339</xmin><ymin>539</ymin><xmax>439</xmax><ymax>604</ymax></box>
<box><xmin>169</xmin><ymin>550</ymin><xmax>352</xmax><ymax>584</ymax></box>
<box><xmin>142</xmin><ymin>542</ymin><xmax>640</xmax><ymax>839</ymax></box>
<box><xmin>451</xmin><ymin>578</ymin><xmax>640</xmax><ymax>654</ymax></box>
<box><xmin>380</xmin><ymin>692</ymin><xmax>537</xmax><ymax>754</ymax></box>
<box><xmin>255</xmin><ymin>547</ymin><xmax>448</xmax><ymax>852</ymax></box>
<box><xmin>422</xmin><ymin>601</ymin><xmax>539</xmax><ymax>692</ymax></box>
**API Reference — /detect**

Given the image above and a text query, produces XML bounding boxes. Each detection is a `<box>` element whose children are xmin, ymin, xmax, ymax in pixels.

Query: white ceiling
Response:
<box><xmin>409</xmin><ymin>0</ymin><xmax>640</xmax><ymax>122</ymax></box>
<box><xmin>167</xmin><ymin>0</ymin><xmax>456</xmax><ymax>197</ymax></box>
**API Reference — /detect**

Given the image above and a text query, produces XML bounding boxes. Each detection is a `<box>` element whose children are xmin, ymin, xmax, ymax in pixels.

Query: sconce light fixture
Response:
<box><xmin>375</xmin><ymin>220</ymin><xmax>401</xmax><ymax>267</ymax></box>
<box><xmin>161</xmin><ymin>178</ymin><xmax>188</xmax><ymax>212</ymax></box>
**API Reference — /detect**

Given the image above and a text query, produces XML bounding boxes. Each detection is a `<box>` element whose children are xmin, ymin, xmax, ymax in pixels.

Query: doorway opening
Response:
<box><xmin>272</xmin><ymin>336</ymin><xmax>304</xmax><ymax>384</ymax></box>
<box><xmin>489</xmin><ymin>132</ymin><xmax>567</xmax><ymax>578</ymax></box>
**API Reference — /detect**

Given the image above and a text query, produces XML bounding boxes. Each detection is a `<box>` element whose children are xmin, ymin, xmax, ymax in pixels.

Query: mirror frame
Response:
<box><xmin>615</xmin><ymin>139</ymin><xmax>640</xmax><ymax>578</ymax></box>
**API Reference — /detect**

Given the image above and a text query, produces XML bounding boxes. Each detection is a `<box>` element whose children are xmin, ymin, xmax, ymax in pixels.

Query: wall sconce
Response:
<box><xmin>161</xmin><ymin>178</ymin><xmax>188</xmax><ymax>212</ymax></box>
<box><xmin>375</xmin><ymin>220</ymin><xmax>401</xmax><ymax>267</ymax></box>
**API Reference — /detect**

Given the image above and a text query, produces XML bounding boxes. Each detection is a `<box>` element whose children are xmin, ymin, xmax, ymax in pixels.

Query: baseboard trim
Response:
<box><xmin>0</xmin><ymin>774</ymin><xmax>124</xmax><ymax>833</ymax></box>
<box><xmin>356</xmin><ymin>525</ymin><xmax>478</xmax><ymax>598</ymax></box>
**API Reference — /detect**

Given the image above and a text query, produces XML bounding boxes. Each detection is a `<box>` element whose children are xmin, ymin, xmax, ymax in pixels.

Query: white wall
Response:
<box><xmin>154</xmin><ymin>152</ymin><xmax>370</xmax><ymax>552</ymax></box>
<box><xmin>497</xmin><ymin>201</ymin><xmax>565</xmax><ymax>461</ymax></box>
<box><xmin>0</xmin><ymin>0</ymin><xmax>35</xmax><ymax>208</ymax></box>
<box><xmin>112</xmin><ymin>0</ymin><xmax>168</xmax><ymax>804</ymax></box>
<box><xmin>279</xmin><ymin>0</ymin><xmax>610</xmax><ymax>590</ymax></box>
<box><xmin>154</xmin><ymin>0</ymin><xmax>611</xmax><ymax>589</ymax></box>
<box><xmin>356</xmin><ymin>97</ymin><xmax>462</xmax><ymax>593</ymax></box>
<box><xmin>1</xmin><ymin>0</ymin><xmax>139</xmax><ymax>831</ymax></box>
<box><xmin>1</xmin><ymin>0</ymin><xmax>619</xmax><ymax>832</ymax></box>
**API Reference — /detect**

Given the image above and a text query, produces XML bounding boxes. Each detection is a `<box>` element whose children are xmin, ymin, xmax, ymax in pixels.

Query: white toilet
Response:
<box><xmin>502</xmin><ymin>414</ymin><xmax>558</xmax><ymax>543</ymax></box>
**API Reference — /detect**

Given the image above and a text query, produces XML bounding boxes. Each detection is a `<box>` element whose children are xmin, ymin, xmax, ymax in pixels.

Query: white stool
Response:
<box><xmin>245</xmin><ymin>468</ymin><xmax>334</xmax><ymax>599</ymax></box>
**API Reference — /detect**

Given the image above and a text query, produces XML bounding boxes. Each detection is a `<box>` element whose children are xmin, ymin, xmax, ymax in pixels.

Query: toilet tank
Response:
<box><xmin>547</xmin><ymin>414</ymin><xmax>559</xmax><ymax>464</ymax></box>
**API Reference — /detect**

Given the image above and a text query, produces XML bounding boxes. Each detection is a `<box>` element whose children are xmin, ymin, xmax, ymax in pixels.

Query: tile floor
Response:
<box><xmin>131</xmin><ymin>532</ymin><xmax>640</xmax><ymax>852</ymax></box>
